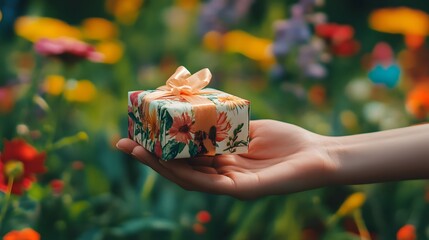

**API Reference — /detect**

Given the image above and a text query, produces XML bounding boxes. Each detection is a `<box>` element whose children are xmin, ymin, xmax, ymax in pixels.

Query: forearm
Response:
<box><xmin>327</xmin><ymin>123</ymin><xmax>429</xmax><ymax>185</ymax></box>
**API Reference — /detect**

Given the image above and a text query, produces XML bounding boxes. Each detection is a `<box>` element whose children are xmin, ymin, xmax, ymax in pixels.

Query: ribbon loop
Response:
<box><xmin>160</xmin><ymin>66</ymin><xmax>212</xmax><ymax>96</ymax></box>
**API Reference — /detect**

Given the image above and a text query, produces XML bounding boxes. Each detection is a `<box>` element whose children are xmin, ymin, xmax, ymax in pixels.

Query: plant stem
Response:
<box><xmin>353</xmin><ymin>209</ymin><xmax>371</xmax><ymax>240</ymax></box>
<box><xmin>0</xmin><ymin>177</ymin><xmax>14</xmax><ymax>231</ymax></box>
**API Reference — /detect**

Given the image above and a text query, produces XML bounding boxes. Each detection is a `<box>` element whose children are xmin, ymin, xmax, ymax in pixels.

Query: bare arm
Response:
<box><xmin>327</xmin><ymin>123</ymin><xmax>429</xmax><ymax>185</ymax></box>
<box><xmin>117</xmin><ymin>120</ymin><xmax>429</xmax><ymax>199</ymax></box>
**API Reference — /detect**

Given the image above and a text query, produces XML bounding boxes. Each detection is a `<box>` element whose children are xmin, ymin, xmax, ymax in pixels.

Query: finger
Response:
<box><xmin>192</xmin><ymin>166</ymin><xmax>218</xmax><ymax>174</ymax></box>
<box><xmin>188</xmin><ymin>156</ymin><xmax>215</xmax><ymax>167</ymax></box>
<box><xmin>116</xmin><ymin>138</ymin><xmax>139</xmax><ymax>154</ymax></box>
<box><xmin>130</xmin><ymin>146</ymin><xmax>189</xmax><ymax>189</ymax></box>
<box><xmin>160</xmin><ymin>160</ymin><xmax>236</xmax><ymax>195</ymax></box>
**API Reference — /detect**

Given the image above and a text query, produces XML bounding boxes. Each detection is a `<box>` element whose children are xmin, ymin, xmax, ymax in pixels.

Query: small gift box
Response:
<box><xmin>128</xmin><ymin>66</ymin><xmax>250</xmax><ymax>160</ymax></box>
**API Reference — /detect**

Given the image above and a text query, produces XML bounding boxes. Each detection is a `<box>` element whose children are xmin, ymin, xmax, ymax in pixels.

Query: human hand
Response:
<box><xmin>116</xmin><ymin>120</ymin><xmax>337</xmax><ymax>199</ymax></box>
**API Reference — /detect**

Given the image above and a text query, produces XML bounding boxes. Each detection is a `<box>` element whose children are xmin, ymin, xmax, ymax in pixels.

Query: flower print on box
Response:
<box><xmin>128</xmin><ymin>67</ymin><xmax>250</xmax><ymax>160</ymax></box>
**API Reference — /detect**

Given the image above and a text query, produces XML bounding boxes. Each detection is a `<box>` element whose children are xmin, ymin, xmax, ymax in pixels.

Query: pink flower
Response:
<box><xmin>128</xmin><ymin>106</ymin><xmax>134</xmax><ymax>138</ymax></box>
<box><xmin>154</xmin><ymin>140</ymin><xmax>162</xmax><ymax>157</ymax></box>
<box><xmin>216</xmin><ymin>112</ymin><xmax>231</xmax><ymax>142</ymax></box>
<box><xmin>169</xmin><ymin>112</ymin><xmax>194</xmax><ymax>144</ymax></box>
<box><xmin>34</xmin><ymin>37</ymin><xmax>103</xmax><ymax>63</ymax></box>
<box><xmin>130</xmin><ymin>91</ymin><xmax>143</xmax><ymax>107</ymax></box>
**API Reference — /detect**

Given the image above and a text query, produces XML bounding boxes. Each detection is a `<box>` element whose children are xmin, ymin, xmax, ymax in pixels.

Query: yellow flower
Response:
<box><xmin>218</xmin><ymin>95</ymin><xmax>249</xmax><ymax>111</ymax></box>
<box><xmin>81</xmin><ymin>18</ymin><xmax>118</xmax><ymax>40</ymax></box>
<box><xmin>14</xmin><ymin>16</ymin><xmax>81</xmax><ymax>42</ymax></box>
<box><xmin>336</xmin><ymin>192</ymin><xmax>366</xmax><ymax>217</ymax></box>
<box><xmin>203</xmin><ymin>31</ymin><xmax>223</xmax><ymax>52</ymax></box>
<box><xmin>96</xmin><ymin>40</ymin><xmax>124</xmax><ymax>64</ymax></box>
<box><xmin>369</xmin><ymin>7</ymin><xmax>429</xmax><ymax>36</ymax></box>
<box><xmin>43</xmin><ymin>75</ymin><xmax>65</xmax><ymax>96</ymax></box>
<box><xmin>64</xmin><ymin>80</ymin><xmax>97</xmax><ymax>103</ymax></box>
<box><xmin>223</xmin><ymin>30</ymin><xmax>274</xmax><ymax>62</ymax></box>
<box><xmin>106</xmin><ymin>0</ymin><xmax>144</xmax><ymax>25</ymax></box>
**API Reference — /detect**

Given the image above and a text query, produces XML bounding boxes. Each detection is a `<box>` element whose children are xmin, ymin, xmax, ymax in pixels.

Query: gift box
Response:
<box><xmin>128</xmin><ymin>66</ymin><xmax>250</xmax><ymax>160</ymax></box>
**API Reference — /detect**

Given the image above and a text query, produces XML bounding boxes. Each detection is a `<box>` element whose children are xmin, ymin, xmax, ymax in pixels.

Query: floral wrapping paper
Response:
<box><xmin>128</xmin><ymin>88</ymin><xmax>250</xmax><ymax>160</ymax></box>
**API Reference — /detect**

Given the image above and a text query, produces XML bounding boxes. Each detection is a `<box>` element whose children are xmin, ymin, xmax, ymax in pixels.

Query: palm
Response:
<box><xmin>117</xmin><ymin>120</ymin><xmax>332</xmax><ymax>199</ymax></box>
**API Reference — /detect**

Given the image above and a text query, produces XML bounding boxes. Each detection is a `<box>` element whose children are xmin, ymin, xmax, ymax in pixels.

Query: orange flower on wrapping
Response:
<box><xmin>142</xmin><ymin>109</ymin><xmax>159</xmax><ymax>140</ymax></box>
<box><xmin>0</xmin><ymin>139</ymin><xmax>46</xmax><ymax>195</ymax></box>
<box><xmin>169</xmin><ymin>112</ymin><xmax>194</xmax><ymax>144</ymax></box>
<box><xmin>3</xmin><ymin>228</ymin><xmax>40</xmax><ymax>240</ymax></box>
<box><xmin>218</xmin><ymin>95</ymin><xmax>249</xmax><ymax>111</ymax></box>
<box><xmin>397</xmin><ymin>224</ymin><xmax>416</xmax><ymax>240</ymax></box>
<box><xmin>216</xmin><ymin>112</ymin><xmax>231</xmax><ymax>142</ymax></box>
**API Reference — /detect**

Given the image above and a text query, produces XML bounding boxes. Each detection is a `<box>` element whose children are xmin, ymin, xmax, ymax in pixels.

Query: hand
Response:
<box><xmin>116</xmin><ymin>120</ymin><xmax>336</xmax><ymax>199</ymax></box>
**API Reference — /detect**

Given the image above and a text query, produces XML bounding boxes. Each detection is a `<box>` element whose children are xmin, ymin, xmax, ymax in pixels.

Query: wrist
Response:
<box><xmin>323</xmin><ymin>125</ymin><xmax>429</xmax><ymax>186</ymax></box>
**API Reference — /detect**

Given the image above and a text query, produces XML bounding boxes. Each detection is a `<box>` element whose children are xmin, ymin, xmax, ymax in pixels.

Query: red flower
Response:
<box><xmin>169</xmin><ymin>112</ymin><xmax>194</xmax><ymax>144</ymax></box>
<box><xmin>192</xmin><ymin>223</ymin><xmax>206</xmax><ymax>234</ymax></box>
<box><xmin>397</xmin><ymin>224</ymin><xmax>416</xmax><ymax>240</ymax></box>
<box><xmin>0</xmin><ymin>139</ymin><xmax>46</xmax><ymax>195</ymax></box>
<box><xmin>3</xmin><ymin>228</ymin><xmax>40</xmax><ymax>240</ymax></box>
<box><xmin>50</xmin><ymin>179</ymin><xmax>64</xmax><ymax>195</ymax></box>
<box><xmin>196</xmin><ymin>210</ymin><xmax>211</xmax><ymax>224</ymax></box>
<box><xmin>34</xmin><ymin>37</ymin><xmax>103</xmax><ymax>63</ymax></box>
<box><xmin>71</xmin><ymin>160</ymin><xmax>84</xmax><ymax>170</ymax></box>
<box><xmin>216</xmin><ymin>112</ymin><xmax>231</xmax><ymax>142</ymax></box>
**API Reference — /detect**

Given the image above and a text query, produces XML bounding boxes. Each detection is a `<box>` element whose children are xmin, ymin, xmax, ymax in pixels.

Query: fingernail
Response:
<box><xmin>131</xmin><ymin>149</ymin><xmax>147</xmax><ymax>164</ymax></box>
<box><xmin>116</xmin><ymin>142</ymin><xmax>130</xmax><ymax>154</ymax></box>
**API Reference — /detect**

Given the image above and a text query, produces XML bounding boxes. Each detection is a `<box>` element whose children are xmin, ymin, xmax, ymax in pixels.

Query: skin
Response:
<box><xmin>116</xmin><ymin>119</ymin><xmax>429</xmax><ymax>200</ymax></box>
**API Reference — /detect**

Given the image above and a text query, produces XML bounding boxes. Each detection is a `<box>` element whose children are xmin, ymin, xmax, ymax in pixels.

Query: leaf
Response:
<box><xmin>85</xmin><ymin>165</ymin><xmax>110</xmax><ymax>196</ymax></box>
<box><xmin>233</xmin><ymin>123</ymin><xmax>244</xmax><ymax>136</ymax></box>
<box><xmin>110</xmin><ymin>218</ymin><xmax>176</xmax><ymax>237</ymax></box>
<box><xmin>128</xmin><ymin>112</ymin><xmax>142</xmax><ymax>126</ymax></box>
<box><xmin>162</xmin><ymin>140</ymin><xmax>186</xmax><ymax>160</ymax></box>
<box><xmin>189</xmin><ymin>140</ymin><xmax>198</xmax><ymax>157</ymax></box>
<box><xmin>164</xmin><ymin>109</ymin><xmax>173</xmax><ymax>131</ymax></box>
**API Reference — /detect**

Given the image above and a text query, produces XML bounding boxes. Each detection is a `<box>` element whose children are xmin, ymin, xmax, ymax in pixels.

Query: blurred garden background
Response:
<box><xmin>1</xmin><ymin>0</ymin><xmax>429</xmax><ymax>239</ymax></box>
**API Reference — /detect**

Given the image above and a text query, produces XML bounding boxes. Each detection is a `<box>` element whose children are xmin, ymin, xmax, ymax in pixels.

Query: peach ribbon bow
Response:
<box><xmin>142</xmin><ymin>66</ymin><xmax>218</xmax><ymax>157</ymax></box>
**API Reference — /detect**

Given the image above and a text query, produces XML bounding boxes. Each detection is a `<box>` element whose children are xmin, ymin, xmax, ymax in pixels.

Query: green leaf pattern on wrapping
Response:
<box><xmin>188</xmin><ymin>140</ymin><xmax>198</xmax><ymax>157</ymax></box>
<box><xmin>223</xmin><ymin>123</ymin><xmax>248</xmax><ymax>153</ymax></box>
<box><xmin>162</xmin><ymin>140</ymin><xmax>186</xmax><ymax>160</ymax></box>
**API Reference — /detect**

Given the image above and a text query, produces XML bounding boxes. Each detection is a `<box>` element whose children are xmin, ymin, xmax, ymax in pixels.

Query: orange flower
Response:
<box><xmin>3</xmin><ymin>228</ymin><xmax>40</xmax><ymax>240</ymax></box>
<box><xmin>95</xmin><ymin>40</ymin><xmax>124</xmax><ymax>64</ymax></box>
<box><xmin>169</xmin><ymin>112</ymin><xmax>194</xmax><ymax>144</ymax></box>
<box><xmin>143</xmin><ymin>109</ymin><xmax>159</xmax><ymax>140</ymax></box>
<box><xmin>64</xmin><ymin>80</ymin><xmax>97</xmax><ymax>103</ymax></box>
<box><xmin>218</xmin><ymin>95</ymin><xmax>249</xmax><ymax>111</ymax></box>
<box><xmin>406</xmin><ymin>82</ymin><xmax>429</xmax><ymax>119</ymax></box>
<box><xmin>81</xmin><ymin>18</ymin><xmax>118</xmax><ymax>40</ymax></box>
<box><xmin>216</xmin><ymin>112</ymin><xmax>231</xmax><ymax>142</ymax></box>
<box><xmin>43</xmin><ymin>75</ymin><xmax>65</xmax><ymax>96</ymax></box>
<box><xmin>0</xmin><ymin>86</ymin><xmax>16</xmax><ymax>114</ymax></box>
<box><xmin>106</xmin><ymin>0</ymin><xmax>143</xmax><ymax>25</ymax></box>
<box><xmin>397</xmin><ymin>224</ymin><xmax>416</xmax><ymax>240</ymax></box>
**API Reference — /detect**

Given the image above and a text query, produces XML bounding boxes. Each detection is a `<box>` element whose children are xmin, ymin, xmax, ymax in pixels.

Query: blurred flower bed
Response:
<box><xmin>0</xmin><ymin>0</ymin><xmax>428</xmax><ymax>239</ymax></box>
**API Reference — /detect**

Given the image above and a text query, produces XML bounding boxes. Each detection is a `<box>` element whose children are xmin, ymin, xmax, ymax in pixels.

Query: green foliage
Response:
<box><xmin>0</xmin><ymin>0</ymin><xmax>429</xmax><ymax>239</ymax></box>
